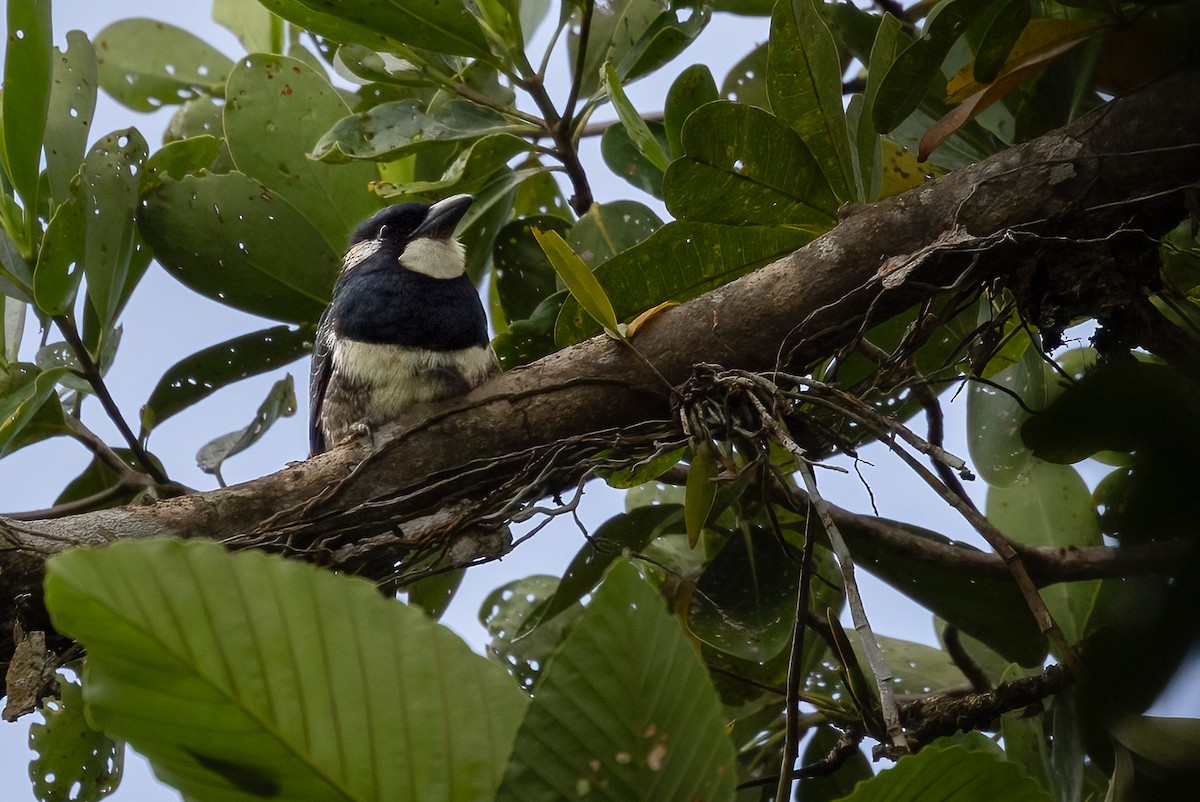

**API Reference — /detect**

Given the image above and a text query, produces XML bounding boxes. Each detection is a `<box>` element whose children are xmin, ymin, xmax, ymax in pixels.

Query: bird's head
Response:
<box><xmin>343</xmin><ymin>194</ymin><xmax>473</xmax><ymax>280</ymax></box>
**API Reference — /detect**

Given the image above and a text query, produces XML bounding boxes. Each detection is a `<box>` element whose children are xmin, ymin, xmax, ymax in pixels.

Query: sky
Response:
<box><xmin>1</xmin><ymin>2</ymin><xmax>1197</xmax><ymax>801</ymax></box>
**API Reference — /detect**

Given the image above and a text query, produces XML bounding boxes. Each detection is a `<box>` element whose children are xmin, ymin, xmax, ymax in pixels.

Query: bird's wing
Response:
<box><xmin>309</xmin><ymin>310</ymin><xmax>336</xmax><ymax>456</ymax></box>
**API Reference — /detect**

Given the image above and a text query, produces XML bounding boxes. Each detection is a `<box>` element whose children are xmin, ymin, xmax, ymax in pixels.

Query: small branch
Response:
<box><xmin>3</xmin><ymin>484</ymin><xmax>130</xmax><ymax>522</ymax></box>
<box><xmin>739</xmin><ymin>729</ymin><xmax>866</xmax><ymax>790</ymax></box>
<box><xmin>944</xmin><ymin>625</ymin><xmax>992</xmax><ymax>693</ymax></box>
<box><xmin>577</xmin><ymin>112</ymin><xmax>664</xmax><ymax>139</ymax></box>
<box><xmin>776</xmin><ymin>512</ymin><xmax>816</xmax><ymax>802</ymax></box>
<box><xmin>53</xmin><ymin>316</ymin><xmax>169</xmax><ymax>485</ymax></box>
<box><xmin>562</xmin><ymin>0</ymin><xmax>594</xmax><ymax>129</ymax></box>
<box><xmin>749</xmin><ymin>394</ymin><xmax>908</xmax><ymax>755</ymax></box>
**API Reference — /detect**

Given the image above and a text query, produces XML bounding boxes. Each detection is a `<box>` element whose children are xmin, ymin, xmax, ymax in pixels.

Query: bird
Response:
<box><xmin>309</xmin><ymin>194</ymin><xmax>498</xmax><ymax>456</ymax></box>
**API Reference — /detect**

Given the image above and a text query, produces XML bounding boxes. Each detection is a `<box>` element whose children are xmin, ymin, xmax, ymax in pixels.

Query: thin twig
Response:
<box><xmin>747</xmin><ymin>393</ymin><xmax>908</xmax><ymax>754</ymax></box>
<box><xmin>54</xmin><ymin>316</ymin><xmax>169</xmax><ymax>484</ymax></box>
<box><xmin>776</xmin><ymin>515</ymin><xmax>817</xmax><ymax>802</ymax></box>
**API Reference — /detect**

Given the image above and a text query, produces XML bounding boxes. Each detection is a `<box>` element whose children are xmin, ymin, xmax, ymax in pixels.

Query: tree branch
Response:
<box><xmin>3</xmin><ymin>68</ymin><xmax>1199</xmax><ymax>670</ymax></box>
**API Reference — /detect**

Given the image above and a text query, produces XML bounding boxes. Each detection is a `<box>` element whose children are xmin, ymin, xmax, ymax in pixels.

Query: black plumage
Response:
<box><xmin>309</xmin><ymin>195</ymin><xmax>497</xmax><ymax>456</ymax></box>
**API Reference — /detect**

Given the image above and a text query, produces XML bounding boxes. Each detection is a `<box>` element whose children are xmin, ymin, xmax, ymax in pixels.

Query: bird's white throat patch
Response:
<box><xmin>400</xmin><ymin>237</ymin><xmax>466</xmax><ymax>279</ymax></box>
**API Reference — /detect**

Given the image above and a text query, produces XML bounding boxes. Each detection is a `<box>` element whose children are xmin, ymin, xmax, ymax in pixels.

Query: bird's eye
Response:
<box><xmin>376</xmin><ymin>224</ymin><xmax>390</xmax><ymax>240</ymax></box>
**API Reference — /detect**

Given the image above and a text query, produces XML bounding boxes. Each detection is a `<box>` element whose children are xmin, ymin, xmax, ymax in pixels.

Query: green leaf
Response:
<box><xmin>568</xmin><ymin>200</ymin><xmax>663</xmax><ymax>268</ymax></box>
<box><xmin>569</xmin><ymin>0</ymin><xmax>680</xmax><ymax>97</ymax></box>
<box><xmin>79</xmin><ymin>128</ymin><xmax>149</xmax><ymax>329</ymax></box>
<box><xmin>973</xmin><ymin>0</ymin><xmax>1032</xmax><ymax>84</ymax></box>
<box><xmin>554</xmin><ymin>220</ymin><xmax>812</xmax><ymax>346</ymax></box>
<box><xmin>312</xmin><ymin>98</ymin><xmax>533</xmax><ymax>165</ymax></box>
<box><xmin>33</xmin><ymin>196</ymin><xmax>84</xmax><ymax>317</ymax></box>
<box><xmin>534</xmin><ymin>228</ymin><xmax>621</xmax><ymax>337</ymax></box>
<box><xmin>480</xmin><ymin>575</ymin><xmax>583</xmax><ymax>692</ymax></box>
<box><xmin>372</xmin><ymin>133</ymin><xmax>533</xmax><ymax>201</ymax></box>
<box><xmin>55</xmin><ymin>448</ymin><xmax>161</xmax><ymax>508</ymax></box>
<box><xmin>224</xmin><ymin>54</ymin><xmax>382</xmax><ymax>252</ymax></box>
<box><xmin>684</xmin><ymin>442</ymin><xmax>718</xmax><ymax>548</ymax></box>
<box><xmin>213</xmin><ymin>0</ymin><xmax>279</xmax><ymax>54</ymax></box>
<box><xmin>600</xmin><ymin>120</ymin><xmax>667</xmax><ymax>199</ymax></box>
<box><xmin>721</xmin><ymin>41</ymin><xmax>769</xmax><ymax>108</ymax></box>
<box><xmin>768</xmin><ymin>0</ymin><xmax>855</xmax><ymax>201</ymax></box>
<box><xmin>496</xmin><ymin>560</ymin><xmax>738</xmax><ymax>802</ymax></box>
<box><xmin>999</xmin><ymin>665</ymin><xmax>1055</xmax><ymax>798</ymax></box>
<box><xmin>855</xmin><ymin>13</ymin><xmax>905</xmax><ymax>202</ymax></box>
<box><xmin>839</xmin><ymin>737</ymin><xmax>1052</xmax><ymax>801</ymax></box>
<box><xmin>29</xmin><ymin>675</ymin><xmax>124</xmax><ymax>802</ymax></box>
<box><xmin>0</xmin><ymin>364</ymin><xmax>67</xmax><ymax>457</ymax></box>
<box><xmin>966</xmin><ymin>345</ymin><xmax>1049</xmax><ymax>487</ymax></box>
<box><xmin>195</xmin><ymin>374</ymin><xmax>296</xmax><ymax>479</ymax></box>
<box><xmin>139</xmin><ymin>136</ymin><xmax>222</xmax><ymax>192</ymax></box>
<box><xmin>404</xmin><ymin>568</ymin><xmax>464</xmax><ymax>621</ymax></box>
<box><xmin>987</xmin><ymin>461</ymin><xmax>1102</xmax><ymax>645</ymax></box>
<box><xmin>664</xmin><ymin>64</ymin><xmax>718</xmax><ymax>159</ymax></box>
<box><xmin>46</xmin><ymin>538</ymin><xmax>529</xmax><ymax>802</ymax></box>
<box><xmin>604</xmin><ymin>62</ymin><xmax>669</xmax><ymax>171</ymax></box>
<box><xmin>689</xmin><ymin>526</ymin><xmax>798</xmax><ymax>662</ymax></box>
<box><xmin>1</xmin><ymin>0</ymin><xmax>53</xmax><ymax>206</ymax></box>
<box><xmin>1109</xmin><ymin>715</ymin><xmax>1200</xmax><ymax>776</ymax></box>
<box><xmin>538</xmin><ymin>504</ymin><xmax>685</xmax><ymax>629</ymax></box>
<box><xmin>140</xmin><ymin>324</ymin><xmax>313</xmax><ymax>437</ymax></box>
<box><xmin>94</xmin><ymin>19</ymin><xmax>234</xmax><ymax>112</ymax></box>
<box><xmin>494</xmin><ymin>215</ymin><xmax>567</xmax><ymax>324</ymax></box>
<box><xmin>664</xmin><ymin>101</ymin><xmax>839</xmax><ymax>228</ymax></box>
<box><xmin>139</xmin><ymin>170</ymin><xmax>339</xmax><ymax>323</ymax></box>
<box><xmin>847</xmin><ymin>516</ymin><xmax>1047</xmax><ymax>667</ymax></box>
<box><xmin>0</xmin><ymin>226</ymin><xmax>34</xmax><ymax>302</ymax></box>
<box><xmin>619</xmin><ymin>0</ymin><xmax>711</xmax><ymax>84</ymax></box>
<box><xmin>44</xmin><ymin>30</ymin><xmax>98</xmax><ymax>208</ymax></box>
<box><xmin>873</xmin><ymin>0</ymin><xmax>993</xmax><ymax>134</ymax></box>
<box><xmin>262</xmin><ymin>0</ymin><xmax>490</xmax><ymax>58</ymax></box>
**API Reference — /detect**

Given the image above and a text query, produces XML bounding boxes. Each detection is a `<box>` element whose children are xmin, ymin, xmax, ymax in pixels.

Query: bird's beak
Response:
<box><xmin>412</xmin><ymin>194</ymin><xmax>473</xmax><ymax>240</ymax></box>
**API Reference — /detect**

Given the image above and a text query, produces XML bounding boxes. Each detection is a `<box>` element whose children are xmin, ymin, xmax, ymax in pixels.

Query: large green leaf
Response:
<box><xmin>79</xmin><ymin>128</ymin><xmax>148</xmax><ymax>329</ymax></box>
<box><xmin>722</xmin><ymin>41</ymin><xmax>769</xmax><ymax>108</ymax></box>
<box><xmin>44</xmin><ymin>30</ymin><xmax>98</xmax><ymax>208</ymax></box>
<box><xmin>493</xmin><ymin>215</ymin><xmax>567</xmax><ymax>324</ymax></box>
<box><xmin>46</xmin><ymin>538</ymin><xmax>529</xmax><ymax>802</ymax></box>
<box><xmin>841</xmin><ymin>736</ymin><xmax>1052</xmax><ymax>801</ymax></box>
<box><xmin>568</xmin><ymin>200</ymin><xmax>662</xmax><ymax>268</ymax></box>
<box><xmin>768</xmin><ymin>0</ymin><xmax>855</xmax><ymax>201</ymax></box>
<box><xmin>140</xmin><ymin>324</ymin><xmax>313</xmax><ymax>437</ymax></box>
<box><xmin>855</xmin><ymin>13</ymin><xmax>905</xmax><ymax>202</ymax></box>
<box><xmin>664</xmin><ymin>101</ymin><xmax>839</xmax><ymax>228</ymax></box>
<box><xmin>1</xmin><ymin>0</ymin><xmax>53</xmax><ymax>207</ymax></box>
<box><xmin>94</xmin><ymin>19</ymin><xmax>234</xmax><ymax>112</ymax></box>
<box><xmin>496</xmin><ymin>560</ymin><xmax>737</xmax><ymax>802</ymax></box>
<box><xmin>262</xmin><ymin>0</ymin><xmax>490</xmax><ymax>58</ymax></box>
<box><xmin>987</xmin><ymin>461</ymin><xmax>1102</xmax><ymax>645</ymax></box>
<box><xmin>224</xmin><ymin>54</ymin><xmax>382</xmax><ymax>252</ymax></box>
<box><xmin>555</xmin><ymin>220</ymin><xmax>812</xmax><ymax>345</ymax></box>
<box><xmin>966</xmin><ymin>345</ymin><xmax>1050</xmax><ymax>488</ymax></box>
<box><xmin>139</xmin><ymin>170</ymin><xmax>339</xmax><ymax>323</ymax></box>
<box><xmin>480</xmin><ymin>575</ymin><xmax>583</xmax><ymax>692</ymax></box>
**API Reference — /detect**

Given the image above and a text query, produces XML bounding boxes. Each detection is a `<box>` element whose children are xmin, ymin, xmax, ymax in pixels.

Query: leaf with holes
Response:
<box><xmin>480</xmin><ymin>575</ymin><xmax>582</xmax><ymax>692</ymax></box>
<box><xmin>496</xmin><ymin>560</ymin><xmax>737</xmax><ymax>802</ymax></box>
<box><xmin>79</xmin><ymin>128</ymin><xmax>149</xmax><ymax>329</ymax></box>
<box><xmin>29</xmin><ymin>676</ymin><xmax>124</xmax><ymax>802</ymax></box>
<box><xmin>46</xmin><ymin>538</ymin><xmax>529</xmax><ymax>802</ymax></box>
<box><xmin>139</xmin><ymin>170</ymin><xmax>339</xmax><ymax>323</ymax></box>
<box><xmin>94</xmin><ymin>19</ymin><xmax>234</xmax><ymax>112</ymax></box>
<box><xmin>44</xmin><ymin>30</ymin><xmax>98</xmax><ymax>207</ymax></box>
<box><xmin>224</xmin><ymin>54</ymin><xmax>382</xmax><ymax>251</ymax></box>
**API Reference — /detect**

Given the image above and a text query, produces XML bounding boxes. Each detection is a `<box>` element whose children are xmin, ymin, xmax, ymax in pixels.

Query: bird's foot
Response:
<box><xmin>345</xmin><ymin>420</ymin><xmax>376</xmax><ymax>449</ymax></box>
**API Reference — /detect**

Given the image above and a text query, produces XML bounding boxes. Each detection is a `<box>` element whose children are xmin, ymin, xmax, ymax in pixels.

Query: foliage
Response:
<box><xmin>3</xmin><ymin>0</ymin><xmax>1200</xmax><ymax>800</ymax></box>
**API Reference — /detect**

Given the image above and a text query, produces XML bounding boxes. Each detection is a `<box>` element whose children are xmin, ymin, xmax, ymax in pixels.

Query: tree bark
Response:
<box><xmin>3</xmin><ymin>68</ymin><xmax>1199</xmax><ymax>671</ymax></box>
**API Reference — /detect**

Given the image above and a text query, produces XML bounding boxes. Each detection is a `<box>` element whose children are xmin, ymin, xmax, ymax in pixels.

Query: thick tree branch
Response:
<box><xmin>3</xmin><ymin>68</ymin><xmax>1200</xmax><ymax>669</ymax></box>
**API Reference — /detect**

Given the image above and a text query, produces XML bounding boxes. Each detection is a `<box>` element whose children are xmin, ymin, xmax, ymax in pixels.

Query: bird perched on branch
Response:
<box><xmin>309</xmin><ymin>194</ymin><xmax>497</xmax><ymax>456</ymax></box>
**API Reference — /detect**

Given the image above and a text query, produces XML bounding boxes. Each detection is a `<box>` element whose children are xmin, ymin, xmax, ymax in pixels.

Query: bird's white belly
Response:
<box><xmin>332</xmin><ymin>339</ymin><xmax>496</xmax><ymax>414</ymax></box>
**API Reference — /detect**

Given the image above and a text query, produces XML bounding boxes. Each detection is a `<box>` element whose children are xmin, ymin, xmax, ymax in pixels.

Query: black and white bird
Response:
<box><xmin>309</xmin><ymin>194</ymin><xmax>498</xmax><ymax>456</ymax></box>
